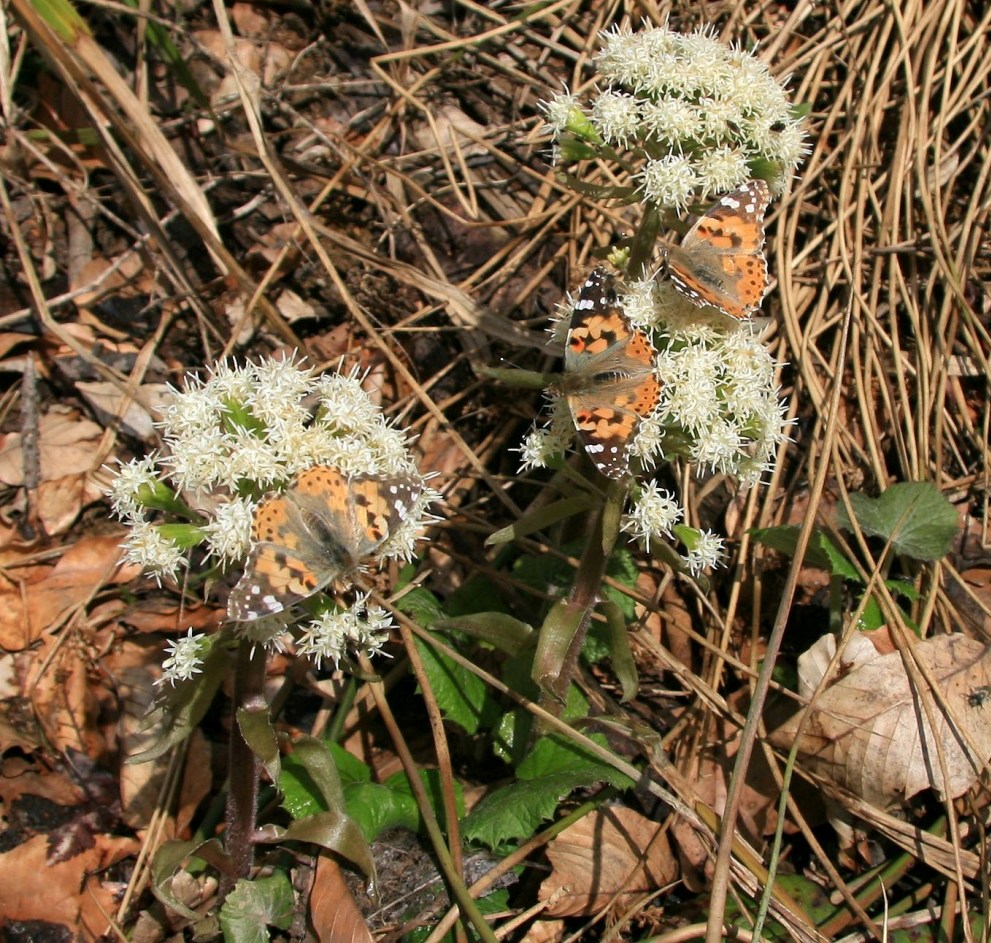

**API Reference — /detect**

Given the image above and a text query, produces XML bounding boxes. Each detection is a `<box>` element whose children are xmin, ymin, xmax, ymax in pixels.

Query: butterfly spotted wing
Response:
<box><xmin>555</xmin><ymin>268</ymin><xmax>661</xmax><ymax>478</ymax></box>
<box><xmin>228</xmin><ymin>466</ymin><xmax>421</xmax><ymax>621</ymax></box>
<box><xmin>664</xmin><ymin>180</ymin><xmax>771</xmax><ymax>319</ymax></box>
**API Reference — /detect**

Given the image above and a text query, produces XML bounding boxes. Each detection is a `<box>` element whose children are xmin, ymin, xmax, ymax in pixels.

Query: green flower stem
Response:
<box><xmin>219</xmin><ymin>638</ymin><xmax>267</xmax><ymax>899</ymax></box>
<box><xmin>534</xmin><ymin>477</ymin><xmax>628</xmax><ymax>710</ymax></box>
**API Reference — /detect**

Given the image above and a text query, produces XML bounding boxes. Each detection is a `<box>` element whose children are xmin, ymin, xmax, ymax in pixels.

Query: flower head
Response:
<box><xmin>296</xmin><ymin>595</ymin><xmax>395</xmax><ymax>669</ymax></box>
<box><xmin>110</xmin><ymin>356</ymin><xmax>437</xmax><ymax>653</ymax></box>
<box><xmin>541</xmin><ymin>23</ymin><xmax>807</xmax><ymax>206</ymax></box>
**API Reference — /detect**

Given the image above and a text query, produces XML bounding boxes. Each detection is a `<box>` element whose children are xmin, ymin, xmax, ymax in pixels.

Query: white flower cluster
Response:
<box><xmin>520</xmin><ymin>279</ymin><xmax>787</xmax><ymax>573</ymax></box>
<box><xmin>109</xmin><ymin>356</ymin><xmax>437</xmax><ymax>669</ymax></box>
<box><xmin>157</xmin><ymin>628</ymin><xmax>207</xmax><ymax>687</ymax></box>
<box><xmin>296</xmin><ymin>594</ymin><xmax>394</xmax><ymax>670</ymax></box>
<box><xmin>542</xmin><ymin>24</ymin><xmax>808</xmax><ymax>211</ymax></box>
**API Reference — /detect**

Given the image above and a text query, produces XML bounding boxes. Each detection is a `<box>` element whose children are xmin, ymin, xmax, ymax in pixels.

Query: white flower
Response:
<box><xmin>696</xmin><ymin>147</ymin><xmax>751</xmax><ymax>197</ymax></box>
<box><xmin>591</xmin><ymin>90</ymin><xmax>642</xmax><ymax>148</ymax></box>
<box><xmin>107</xmin><ymin>455</ymin><xmax>159</xmax><ymax>522</ymax></box>
<box><xmin>157</xmin><ymin>628</ymin><xmax>206</xmax><ymax>686</ymax></box>
<box><xmin>120</xmin><ymin>520</ymin><xmax>186</xmax><ymax>583</ymax></box>
<box><xmin>296</xmin><ymin>595</ymin><xmax>395</xmax><ymax>669</ymax></box>
<box><xmin>635</xmin><ymin>156</ymin><xmax>698</xmax><ymax>213</ymax></box>
<box><xmin>537</xmin><ymin>23</ymin><xmax>807</xmax><ymax>209</ymax></box>
<box><xmin>682</xmin><ymin>529</ymin><xmax>725</xmax><ymax>575</ymax></box>
<box><xmin>640</xmin><ymin>99</ymin><xmax>702</xmax><ymax>147</ymax></box>
<box><xmin>203</xmin><ymin>497</ymin><xmax>255</xmax><ymax>563</ymax></box>
<box><xmin>541</xmin><ymin>91</ymin><xmax>585</xmax><ymax>135</ymax></box>
<box><xmin>622</xmin><ymin>482</ymin><xmax>683</xmax><ymax>550</ymax></box>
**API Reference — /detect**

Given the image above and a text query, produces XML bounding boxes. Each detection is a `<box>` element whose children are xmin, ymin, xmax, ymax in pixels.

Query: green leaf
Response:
<box><xmin>600</xmin><ymin>599</ymin><xmax>638</xmax><ymax>702</ymax></box>
<box><xmin>414</xmin><ymin>633</ymin><xmax>501</xmax><ymax>734</ymax></box>
<box><xmin>343</xmin><ymin>780</ymin><xmax>419</xmax><ymax>840</ymax></box>
<box><xmin>462</xmin><ymin>773</ymin><xmax>582</xmax><ymax>846</ymax></box>
<box><xmin>386</xmin><ymin>768</ymin><xmax>466</xmax><ymax>833</ymax></box>
<box><xmin>433</xmin><ymin>612</ymin><xmax>534</xmax><ymax>657</ymax></box>
<box><xmin>839</xmin><ymin>482</ymin><xmax>958</xmax><ymax>561</ymax></box>
<box><xmin>128</xmin><ymin>638</ymin><xmax>230</xmax><ymax>763</ymax></box>
<box><xmin>486</xmin><ymin>496</ymin><xmax>598</xmax><ymax>546</ymax></box>
<box><xmin>259</xmin><ymin>812</ymin><xmax>374</xmax><ymax>882</ymax></box>
<box><xmin>517</xmin><ymin>732</ymin><xmax>631</xmax><ymax>788</ymax></box>
<box><xmin>236</xmin><ymin>706</ymin><xmax>280</xmax><ymax>787</ymax></box>
<box><xmin>465</xmin><ymin>732</ymin><xmax>633</xmax><ymax>847</ymax></box>
<box><xmin>218</xmin><ymin>873</ymin><xmax>294</xmax><ymax>942</ymax></box>
<box><xmin>397</xmin><ymin>585</ymin><xmax>446</xmax><ymax>628</ymax></box>
<box><xmin>279</xmin><ymin>737</ymin><xmax>349</xmax><ymax>822</ymax></box>
<box><xmin>750</xmin><ymin>525</ymin><xmax>860</xmax><ymax>579</ymax></box>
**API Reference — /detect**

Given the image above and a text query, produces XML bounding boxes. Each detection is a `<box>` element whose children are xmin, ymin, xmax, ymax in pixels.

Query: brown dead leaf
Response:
<box><xmin>231</xmin><ymin>2</ymin><xmax>272</xmax><ymax>37</ymax></box>
<box><xmin>0</xmin><ymin>534</ymin><xmax>139</xmax><ymax>649</ymax></box>
<box><xmin>772</xmin><ymin>633</ymin><xmax>991</xmax><ymax>807</ymax></box>
<box><xmin>118</xmin><ymin>598</ymin><xmax>226</xmax><ymax>634</ymax></box>
<box><xmin>0</xmin><ymin>406</ymin><xmax>104</xmax><ymax>485</ymax></box>
<box><xmin>669</xmin><ymin>686</ymin><xmax>783</xmax><ymax>878</ymax></box>
<box><xmin>35</xmin><ymin>471</ymin><xmax>104</xmax><ymax>536</ymax></box>
<box><xmin>520</xmin><ymin>917</ymin><xmax>566</xmax><ymax>943</ymax></box>
<box><xmin>30</xmin><ymin>633</ymin><xmax>105</xmax><ymax>755</ymax></box>
<box><xmin>309</xmin><ymin>853</ymin><xmax>374</xmax><ymax>943</ymax></box>
<box><xmin>0</xmin><ymin>832</ymin><xmax>137</xmax><ymax>937</ymax></box>
<box><xmin>110</xmin><ymin>636</ymin><xmax>169</xmax><ymax>828</ymax></box>
<box><xmin>76</xmin><ymin>380</ymin><xmax>170</xmax><ymax>440</ymax></box>
<box><xmin>538</xmin><ymin>807</ymin><xmax>676</xmax><ymax>917</ymax></box>
<box><xmin>0</xmin><ymin>756</ymin><xmax>83</xmax><ymax>808</ymax></box>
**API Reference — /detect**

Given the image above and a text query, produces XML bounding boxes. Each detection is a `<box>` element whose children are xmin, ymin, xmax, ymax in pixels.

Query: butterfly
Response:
<box><xmin>553</xmin><ymin>268</ymin><xmax>661</xmax><ymax>479</ymax></box>
<box><xmin>228</xmin><ymin>465</ymin><xmax>421</xmax><ymax>622</ymax></box>
<box><xmin>662</xmin><ymin>179</ymin><xmax>771</xmax><ymax>320</ymax></box>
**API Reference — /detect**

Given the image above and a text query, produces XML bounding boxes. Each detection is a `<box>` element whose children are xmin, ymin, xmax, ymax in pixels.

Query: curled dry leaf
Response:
<box><xmin>538</xmin><ymin>806</ymin><xmax>676</xmax><ymax>917</ymax></box>
<box><xmin>309</xmin><ymin>854</ymin><xmax>374</xmax><ymax>943</ymax></box>
<box><xmin>770</xmin><ymin>633</ymin><xmax>991</xmax><ymax>808</ymax></box>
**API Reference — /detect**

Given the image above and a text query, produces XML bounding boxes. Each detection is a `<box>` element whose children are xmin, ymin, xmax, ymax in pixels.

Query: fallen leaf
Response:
<box><xmin>75</xmin><ymin>380</ymin><xmax>171</xmax><ymax>440</ymax></box>
<box><xmin>771</xmin><ymin>633</ymin><xmax>991</xmax><ymax>807</ymax></box>
<box><xmin>538</xmin><ymin>806</ymin><xmax>676</xmax><ymax>917</ymax></box>
<box><xmin>309</xmin><ymin>854</ymin><xmax>374</xmax><ymax>943</ymax></box>
<box><xmin>0</xmin><ymin>407</ymin><xmax>103</xmax><ymax>485</ymax></box>
<box><xmin>0</xmin><ymin>832</ymin><xmax>136</xmax><ymax>937</ymax></box>
<box><xmin>0</xmin><ymin>534</ymin><xmax>140</xmax><ymax>649</ymax></box>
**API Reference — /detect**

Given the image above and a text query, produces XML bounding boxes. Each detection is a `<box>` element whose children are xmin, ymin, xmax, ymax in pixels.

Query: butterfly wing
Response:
<box><xmin>666</xmin><ymin>180</ymin><xmax>771</xmax><ymax>319</ymax></box>
<box><xmin>294</xmin><ymin>467</ymin><xmax>422</xmax><ymax>563</ymax></box>
<box><xmin>560</xmin><ymin>269</ymin><xmax>661</xmax><ymax>478</ymax></box>
<box><xmin>227</xmin><ymin>466</ymin><xmax>421</xmax><ymax>622</ymax></box>
<box><xmin>227</xmin><ymin>490</ymin><xmax>338</xmax><ymax>621</ymax></box>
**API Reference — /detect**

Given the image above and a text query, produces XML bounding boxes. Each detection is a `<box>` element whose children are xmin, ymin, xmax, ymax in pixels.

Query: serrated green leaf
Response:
<box><xmin>397</xmin><ymin>585</ymin><xmax>446</xmax><ymax>628</ymax></box>
<box><xmin>462</xmin><ymin>773</ymin><xmax>581</xmax><ymax>846</ymax></box>
<box><xmin>344</xmin><ymin>780</ymin><xmax>419</xmax><ymax>840</ymax></box>
<box><xmin>218</xmin><ymin>873</ymin><xmax>293</xmax><ymax>942</ymax></box>
<box><xmin>414</xmin><ymin>633</ymin><xmax>500</xmax><ymax>734</ymax></box>
<box><xmin>856</xmin><ymin>594</ymin><xmax>886</xmax><ymax>631</ymax></box>
<box><xmin>517</xmin><ymin>732</ymin><xmax>630</xmax><ymax>788</ymax></box>
<box><xmin>839</xmin><ymin>482</ymin><xmax>958</xmax><ymax>561</ymax></box>
<box><xmin>465</xmin><ymin>730</ymin><xmax>632</xmax><ymax>847</ymax></box>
